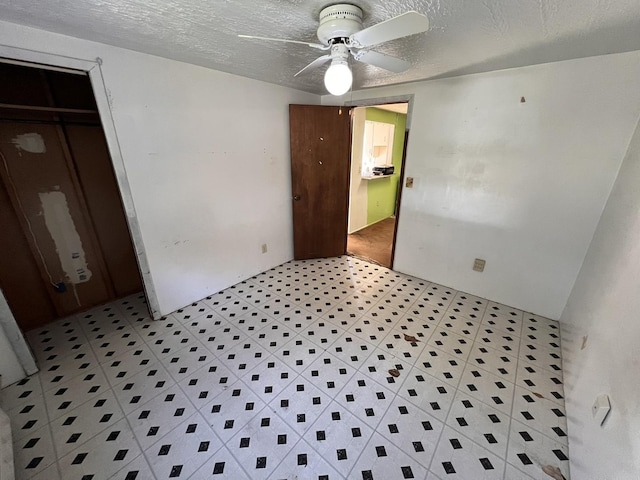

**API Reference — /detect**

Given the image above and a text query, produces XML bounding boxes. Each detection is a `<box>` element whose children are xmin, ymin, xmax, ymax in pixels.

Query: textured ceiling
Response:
<box><xmin>1</xmin><ymin>0</ymin><xmax>640</xmax><ymax>94</ymax></box>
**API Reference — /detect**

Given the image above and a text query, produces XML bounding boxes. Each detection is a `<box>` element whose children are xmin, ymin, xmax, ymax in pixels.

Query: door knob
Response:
<box><xmin>293</xmin><ymin>195</ymin><xmax>301</xmax><ymax>201</ymax></box>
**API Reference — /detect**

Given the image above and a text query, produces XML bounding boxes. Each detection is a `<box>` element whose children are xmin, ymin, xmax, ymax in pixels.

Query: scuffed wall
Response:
<box><xmin>324</xmin><ymin>50</ymin><xmax>640</xmax><ymax>319</ymax></box>
<box><xmin>560</xmin><ymin>116</ymin><xmax>640</xmax><ymax>478</ymax></box>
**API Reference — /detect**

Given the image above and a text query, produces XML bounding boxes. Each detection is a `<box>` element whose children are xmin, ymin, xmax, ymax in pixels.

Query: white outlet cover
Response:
<box><xmin>592</xmin><ymin>394</ymin><xmax>611</xmax><ymax>426</ymax></box>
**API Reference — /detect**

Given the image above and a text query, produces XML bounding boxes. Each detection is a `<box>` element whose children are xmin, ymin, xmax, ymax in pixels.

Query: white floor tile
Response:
<box><xmin>439</xmin><ymin>314</ymin><xmax>481</xmax><ymax>340</ymax></box>
<box><xmin>300</xmin><ymin>354</ymin><xmax>357</xmax><ymax>396</ymax></box>
<box><xmin>177</xmin><ymin>359</ymin><xmax>238</xmax><ymax>409</ymax></box>
<box><xmin>145</xmin><ymin>412</ymin><xmax>221</xmax><ymax>479</ymax></box>
<box><xmin>302</xmin><ymin>400</ymin><xmax>374</xmax><ymax>478</ymax></box>
<box><xmin>199</xmin><ymin>380</ymin><xmax>267</xmax><ymax>443</ymax></box>
<box><xmin>250</xmin><ymin>321</ymin><xmax>297</xmax><ymax>352</ymax></box>
<box><xmin>225</xmin><ymin>409</ymin><xmax>301</xmax><ymax>479</ymax></box>
<box><xmin>506</xmin><ymin>419</ymin><xmax>570</xmax><ymax>480</ymax></box>
<box><xmin>430</xmin><ymin>426</ymin><xmax>506</xmax><ymax>480</ymax></box>
<box><xmin>240</xmin><ymin>356</ymin><xmax>298</xmax><ymax>399</ymax></box>
<box><xmin>90</xmin><ymin>328</ymin><xmax>146</xmax><ymax>364</ymax></box>
<box><xmin>6</xmin><ymin>256</ymin><xmax>572</xmax><ymax>480</ymax></box>
<box><xmin>57</xmin><ymin>418</ymin><xmax>141</xmax><ymax>480</ymax></box>
<box><xmin>427</xmin><ymin>327</ymin><xmax>473</xmax><ymax>361</ymax></box>
<box><xmin>358</xmin><ymin>347</ymin><xmax>413</xmax><ymax>393</ymax></box>
<box><xmin>377</xmin><ymin>395</ymin><xmax>444</xmax><ymax>468</ymax></box>
<box><xmin>159</xmin><ymin>341</ymin><xmax>216</xmax><ymax>381</ymax></box>
<box><xmin>267</xmin><ymin>437</ymin><xmax>345</xmax><ymax>479</ymax></box>
<box><xmin>327</xmin><ymin>333</ymin><xmax>376</xmax><ymax>368</ymax></box>
<box><xmin>458</xmin><ymin>364</ymin><xmax>515</xmax><ymax>415</ymax></box>
<box><xmin>268</xmin><ymin>377</ymin><xmax>331</xmax><ymax>436</ymax></box>
<box><xmin>272</xmin><ymin>335</ymin><xmax>324</xmax><ymax>373</ymax></box>
<box><xmin>25</xmin><ymin>461</ymin><xmax>61</xmax><ymax>480</ymax></box>
<box><xmin>512</xmin><ymin>386</ymin><xmax>568</xmax><ymax>445</ymax></box>
<box><xmin>101</xmin><ymin>344</ymin><xmax>157</xmax><ymax>387</ymax></box>
<box><xmin>378</xmin><ymin>328</ymin><xmax>428</xmax><ymax>365</ymax></box>
<box><xmin>475</xmin><ymin>325</ymin><xmax>520</xmax><ymax>356</ymax></box>
<box><xmin>38</xmin><ymin>345</ymin><xmax>99</xmax><ymax>392</ymax></box>
<box><xmin>515</xmin><ymin>361</ymin><xmax>565</xmax><ymax>406</ymax></box>
<box><xmin>42</xmin><ymin>366</ymin><xmax>110</xmax><ymax>421</ymax></box>
<box><xmin>0</xmin><ymin>375</ymin><xmax>43</xmax><ymax>412</ymax></box>
<box><xmin>198</xmin><ymin>323</ymin><xmax>248</xmax><ymax>355</ymax></box>
<box><xmin>111</xmin><ymin>362</ymin><xmax>175</xmax><ymax>414</ymax></box>
<box><xmin>6</xmin><ymin>392</ymin><xmax>48</xmax><ymax>442</ymax></box>
<box><xmin>169</xmin><ymin>300</ymin><xmax>213</xmax><ymax>323</ymax></box>
<box><xmin>482</xmin><ymin>311</ymin><xmax>523</xmax><ymax>337</ymax></box>
<box><xmin>11</xmin><ymin>424</ymin><xmax>57</xmax><ymax>478</ymax></box>
<box><xmin>191</xmin><ymin>445</ymin><xmax>252</xmax><ymax>479</ymax></box>
<box><xmin>518</xmin><ymin>342</ymin><xmax>563</xmax><ymax>375</ymax></box>
<box><xmin>446</xmin><ymin>391</ymin><xmax>511</xmax><ymax>457</ymax></box>
<box><xmin>414</xmin><ymin>345</ymin><xmax>466</xmax><ymax>387</ymax></box>
<box><xmin>127</xmin><ymin>385</ymin><xmax>198</xmax><ymax>451</ymax></box>
<box><xmin>350</xmin><ymin>431</ymin><xmax>429</xmax><ymax>480</ymax></box>
<box><xmin>397</xmin><ymin>367</ymin><xmax>456</xmax><ymax>422</ymax></box>
<box><xmin>467</xmin><ymin>343</ymin><xmax>518</xmax><ymax>384</ymax></box>
<box><xmin>334</xmin><ymin>374</ymin><xmax>395</xmax><ymax>429</ymax></box>
<box><xmin>49</xmin><ymin>389</ymin><xmax>124</xmax><ymax>458</ymax></box>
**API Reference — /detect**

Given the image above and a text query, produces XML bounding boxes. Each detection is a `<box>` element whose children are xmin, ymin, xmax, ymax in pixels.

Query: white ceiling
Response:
<box><xmin>1</xmin><ymin>0</ymin><xmax>640</xmax><ymax>95</ymax></box>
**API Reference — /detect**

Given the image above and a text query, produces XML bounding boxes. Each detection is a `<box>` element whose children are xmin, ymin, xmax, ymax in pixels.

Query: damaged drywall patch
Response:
<box><xmin>12</xmin><ymin>133</ymin><xmax>46</xmax><ymax>153</ymax></box>
<box><xmin>39</xmin><ymin>191</ymin><xmax>92</xmax><ymax>284</ymax></box>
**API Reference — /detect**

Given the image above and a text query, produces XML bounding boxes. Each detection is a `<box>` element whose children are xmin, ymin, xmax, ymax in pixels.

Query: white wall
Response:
<box><xmin>0</xmin><ymin>292</ymin><xmax>26</xmax><ymax>387</ymax></box>
<box><xmin>324</xmin><ymin>51</ymin><xmax>640</xmax><ymax>319</ymax></box>
<box><xmin>348</xmin><ymin>107</ymin><xmax>368</xmax><ymax>233</ymax></box>
<box><xmin>560</xmin><ymin>117</ymin><xmax>640</xmax><ymax>478</ymax></box>
<box><xmin>0</xmin><ymin>20</ymin><xmax>318</xmax><ymax>317</ymax></box>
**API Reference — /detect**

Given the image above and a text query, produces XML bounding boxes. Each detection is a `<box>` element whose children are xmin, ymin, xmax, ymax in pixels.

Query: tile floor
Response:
<box><xmin>1</xmin><ymin>256</ymin><xmax>570</xmax><ymax>480</ymax></box>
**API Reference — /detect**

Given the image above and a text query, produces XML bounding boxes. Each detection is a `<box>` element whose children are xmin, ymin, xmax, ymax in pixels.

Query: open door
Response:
<box><xmin>0</xmin><ymin>61</ymin><xmax>144</xmax><ymax>332</ymax></box>
<box><xmin>289</xmin><ymin>105</ymin><xmax>352</xmax><ymax>259</ymax></box>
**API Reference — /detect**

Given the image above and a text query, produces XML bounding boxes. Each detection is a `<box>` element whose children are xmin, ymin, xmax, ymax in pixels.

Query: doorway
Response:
<box><xmin>346</xmin><ymin>103</ymin><xmax>408</xmax><ymax>267</ymax></box>
<box><xmin>0</xmin><ymin>61</ymin><xmax>145</xmax><ymax>332</ymax></box>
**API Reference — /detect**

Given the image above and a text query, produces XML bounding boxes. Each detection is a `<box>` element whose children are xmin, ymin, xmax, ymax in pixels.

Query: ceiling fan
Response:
<box><xmin>239</xmin><ymin>4</ymin><xmax>429</xmax><ymax>95</ymax></box>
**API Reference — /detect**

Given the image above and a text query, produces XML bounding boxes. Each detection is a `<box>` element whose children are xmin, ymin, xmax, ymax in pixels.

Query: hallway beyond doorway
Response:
<box><xmin>347</xmin><ymin>216</ymin><xmax>395</xmax><ymax>267</ymax></box>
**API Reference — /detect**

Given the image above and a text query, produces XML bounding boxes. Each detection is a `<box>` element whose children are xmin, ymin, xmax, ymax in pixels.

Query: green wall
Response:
<box><xmin>365</xmin><ymin>108</ymin><xmax>407</xmax><ymax>225</ymax></box>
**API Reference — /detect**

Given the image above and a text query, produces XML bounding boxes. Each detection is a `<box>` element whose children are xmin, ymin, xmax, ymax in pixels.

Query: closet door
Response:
<box><xmin>0</xmin><ymin>123</ymin><xmax>113</xmax><ymax>324</ymax></box>
<box><xmin>65</xmin><ymin>125</ymin><xmax>142</xmax><ymax>297</ymax></box>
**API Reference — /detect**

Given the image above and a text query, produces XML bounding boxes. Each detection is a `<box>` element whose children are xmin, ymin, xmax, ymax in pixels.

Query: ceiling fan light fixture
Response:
<box><xmin>238</xmin><ymin>5</ymin><xmax>429</xmax><ymax>93</ymax></box>
<box><xmin>324</xmin><ymin>60</ymin><xmax>352</xmax><ymax>96</ymax></box>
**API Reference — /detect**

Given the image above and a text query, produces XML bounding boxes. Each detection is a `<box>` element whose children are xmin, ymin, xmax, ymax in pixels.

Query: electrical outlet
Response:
<box><xmin>473</xmin><ymin>258</ymin><xmax>486</xmax><ymax>272</ymax></box>
<box><xmin>405</xmin><ymin>177</ymin><xmax>414</xmax><ymax>188</ymax></box>
<box><xmin>261</xmin><ymin>244</ymin><xmax>268</xmax><ymax>254</ymax></box>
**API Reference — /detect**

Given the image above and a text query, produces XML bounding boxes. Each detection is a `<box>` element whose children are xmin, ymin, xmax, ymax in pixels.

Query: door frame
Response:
<box><xmin>344</xmin><ymin>94</ymin><xmax>415</xmax><ymax>269</ymax></box>
<box><xmin>0</xmin><ymin>46</ymin><xmax>160</xmax><ymax>372</ymax></box>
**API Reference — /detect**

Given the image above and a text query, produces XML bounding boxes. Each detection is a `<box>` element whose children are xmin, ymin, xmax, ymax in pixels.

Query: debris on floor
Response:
<box><xmin>388</xmin><ymin>368</ymin><xmax>401</xmax><ymax>378</ymax></box>
<box><xmin>403</xmin><ymin>333</ymin><xmax>420</xmax><ymax>342</ymax></box>
<box><xmin>542</xmin><ymin>465</ymin><xmax>567</xmax><ymax>480</ymax></box>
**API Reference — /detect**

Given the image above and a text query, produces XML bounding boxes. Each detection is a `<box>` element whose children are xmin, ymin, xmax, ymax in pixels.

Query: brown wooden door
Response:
<box><xmin>289</xmin><ymin>105</ymin><xmax>352</xmax><ymax>259</ymax></box>
<box><xmin>65</xmin><ymin>125</ymin><xmax>142</xmax><ymax>297</ymax></box>
<box><xmin>0</xmin><ymin>123</ymin><xmax>114</xmax><ymax>323</ymax></box>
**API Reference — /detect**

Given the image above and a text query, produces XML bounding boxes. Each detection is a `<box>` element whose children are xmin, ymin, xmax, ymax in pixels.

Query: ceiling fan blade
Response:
<box><xmin>353</xmin><ymin>50</ymin><xmax>411</xmax><ymax>73</ymax></box>
<box><xmin>349</xmin><ymin>11</ymin><xmax>429</xmax><ymax>48</ymax></box>
<box><xmin>294</xmin><ymin>55</ymin><xmax>332</xmax><ymax>77</ymax></box>
<box><xmin>238</xmin><ymin>35</ymin><xmax>328</xmax><ymax>50</ymax></box>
